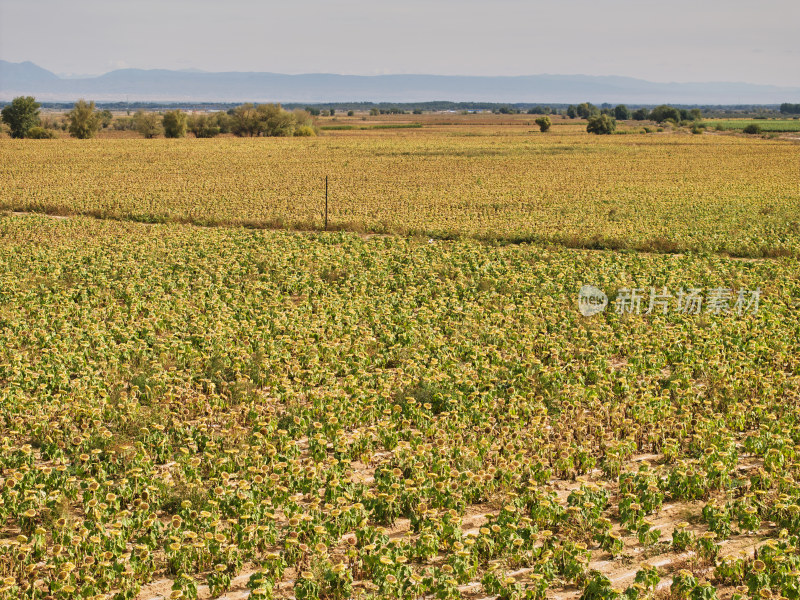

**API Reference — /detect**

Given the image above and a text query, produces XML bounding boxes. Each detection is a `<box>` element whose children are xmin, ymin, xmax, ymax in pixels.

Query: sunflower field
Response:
<box><xmin>0</xmin><ymin>211</ymin><xmax>799</xmax><ymax>600</ymax></box>
<box><xmin>1</xmin><ymin>119</ymin><xmax>799</xmax><ymax>257</ymax></box>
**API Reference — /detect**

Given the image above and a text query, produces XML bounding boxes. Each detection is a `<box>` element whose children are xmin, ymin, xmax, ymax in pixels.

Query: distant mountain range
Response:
<box><xmin>2</xmin><ymin>60</ymin><xmax>799</xmax><ymax>104</ymax></box>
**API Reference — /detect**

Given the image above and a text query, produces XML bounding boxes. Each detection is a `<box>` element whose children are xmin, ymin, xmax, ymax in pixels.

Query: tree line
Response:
<box><xmin>5</xmin><ymin>95</ymin><xmax>793</xmax><ymax>140</ymax></box>
<box><xmin>14</xmin><ymin>100</ymin><xmax>792</xmax><ymax>116</ymax></box>
<box><xmin>564</xmin><ymin>103</ymin><xmax>706</xmax><ymax>135</ymax></box>
<box><xmin>566</xmin><ymin>102</ymin><xmax>703</xmax><ymax>123</ymax></box>
<box><xmin>0</xmin><ymin>97</ymin><xmax>317</xmax><ymax>139</ymax></box>
<box><xmin>779</xmin><ymin>103</ymin><xmax>800</xmax><ymax>114</ymax></box>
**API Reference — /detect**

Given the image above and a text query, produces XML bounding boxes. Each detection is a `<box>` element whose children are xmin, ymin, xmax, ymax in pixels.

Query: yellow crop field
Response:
<box><xmin>2</xmin><ymin>118</ymin><xmax>799</xmax><ymax>257</ymax></box>
<box><xmin>1</xmin><ymin>118</ymin><xmax>800</xmax><ymax>600</ymax></box>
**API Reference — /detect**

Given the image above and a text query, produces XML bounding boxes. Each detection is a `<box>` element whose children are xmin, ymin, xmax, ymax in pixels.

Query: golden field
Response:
<box><xmin>2</xmin><ymin>116</ymin><xmax>799</xmax><ymax>257</ymax></box>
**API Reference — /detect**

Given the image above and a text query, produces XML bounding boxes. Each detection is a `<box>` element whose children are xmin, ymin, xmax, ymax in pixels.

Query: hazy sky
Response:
<box><xmin>1</xmin><ymin>0</ymin><xmax>798</xmax><ymax>85</ymax></box>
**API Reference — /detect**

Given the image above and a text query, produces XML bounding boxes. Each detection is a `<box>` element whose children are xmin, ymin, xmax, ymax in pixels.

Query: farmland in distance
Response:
<box><xmin>2</xmin><ymin>114</ymin><xmax>799</xmax><ymax>258</ymax></box>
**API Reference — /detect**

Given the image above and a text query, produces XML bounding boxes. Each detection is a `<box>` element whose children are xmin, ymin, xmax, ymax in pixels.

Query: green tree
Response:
<box><xmin>742</xmin><ymin>124</ymin><xmax>762</xmax><ymax>134</ymax></box>
<box><xmin>1</xmin><ymin>96</ymin><xmax>41</xmax><ymax>138</ymax></box>
<box><xmin>230</xmin><ymin>103</ymin><xmax>315</xmax><ymax>137</ymax></box>
<box><xmin>255</xmin><ymin>103</ymin><xmax>295</xmax><ymax>137</ymax></box>
<box><xmin>535</xmin><ymin>116</ymin><xmax>551</xmax><ymax>132</ymax></box>
<box><xmin>162</xmin><ymin>110</ymin><xmax>188</xmax><ymax>138</ymax></box>
<box><xmin>133</xmin><ymin>110</ymin><xmax>162</xmax><ymax>138</ymax></box>
<box><xmin>576</xmin><ymin>102</ymin><xmax>599</xmax><ymax>119</ymax></box>
<box><xmin>632</xmin><ymin>108</ymin><xmax>650</xmax><ymax>120</ymax></box>
<box><xmin>688</xmin><ymin>108</ymin><xmax>702</xmax><ymax>121</ymax></box>
<box><xmin>566</xmin><ymin>105</ymin><xmax>578</xmax><ymax>119</ymax></box>
<box><xmin>187</xmin><ymin>114</ymin><xmax>221</xmax><ymax>138</ymax></box>
<box><xmin>527</xmin><ymin>105</ymin><xmax>551</xmax><ymax>115</ymax></box>
<box><xmin>67</xmin><ymin>99</ymin><xmax>102</xmax><ymax>139</ymax></box>
<box><xmin>214</xmin><ymin>112</ymin><xmax>232</xmax><ymax>133</ymax></box>
<box><xmin>586</xmin><ymin>114</ymin><xmax>616</xmax><ymax>134</ymax></box>
<box><xmin>614</xmin><ymin>104</ymin><xmax>631</xmax><ymax>120</ymax></box>
<box><xmin>779</xmin><ymin>103</ymin><xmax>800</xmax><ymax>114</ymax></box>
<box><xmin>650</xmin><ymin>105</ymin><xmax>681</xmax><ymax>123</ymax></box>
<box><xmin>231</xmin><ymin>103</ymin><xmax>262</xmax><ymax>136</ymax></box>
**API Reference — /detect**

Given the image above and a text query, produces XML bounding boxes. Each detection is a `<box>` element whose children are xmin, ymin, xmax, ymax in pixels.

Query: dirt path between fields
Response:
<box><xmin>12</xmin><ymin>210</ymin><xmax>69</xmax><ymax>220</ymax></box>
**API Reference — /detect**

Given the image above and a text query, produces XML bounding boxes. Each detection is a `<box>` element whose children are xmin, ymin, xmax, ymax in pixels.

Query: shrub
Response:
<box><xmin>230</xmin><ymin>103</ymin><xmax>314</xmax><ymax>137</ymax></box>
<box><xmin>26</xmin><ymin>126</ymin><xmax>55</xmax><ymax>139</ymax></box>
<box><xmin>112</xmin><ymin>117</ymin><xmax>136</xmax><ymax>131</ymax></box>
<box><xmin>586</xmin><ymin>114</ymin><xmax>616</xmax><ymax>135</ymax></box>
<box><xmin>98</xmin><ymin>109</ymin><xmax>113</xmax><ymax>128</ymax></box>
<box><xmin>291</xmin><ymin>109</ymin><xmax>317</xmax><ymax>135</ymax></box>
<box><xmin>40</xmin><ymin>115</ymin><xmax>63</xmax><ymax>131</ymax></box>
<box><xmin>187</xmin><ymin>114</ymin><xmax>221</xmax><ymax>138</ymax></box>
<box><xmin>261</xmin><ymin>106</ymin><xmax>295</xmax><ymax>136</ymax></box>
<box><xmin>295</xmin><ymin>125</ymin><xmax>316</xmax><ymax>137</ymax></box>
<box><xmin>742</xmin><ymin>124</ymin><xmax>762</xmax><ymax>135</ymax></box>
<box><xmin>535</xmin><ymin>116</ymin><xmax>552</xmax><ymax>132</ymax></box>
